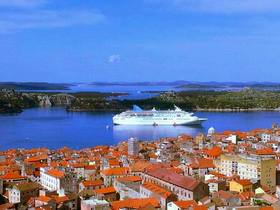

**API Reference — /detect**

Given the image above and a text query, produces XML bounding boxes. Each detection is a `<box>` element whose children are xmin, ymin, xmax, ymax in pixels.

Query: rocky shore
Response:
<box><xmin>0</xmin><ymin>90</ymin><xmax>76</xmax><ymax>113</ymax></box>
<box><xmin>2</xmin><ymin>88</ymin><xmax>280</xmax><ymax>113</ymax></box>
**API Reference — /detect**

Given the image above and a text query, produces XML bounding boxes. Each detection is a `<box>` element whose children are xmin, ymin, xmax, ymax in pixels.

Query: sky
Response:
<box><xmin>0</xmin><ymin>0</ymin><xmax>280</xmax><ymax>83</ymax></box>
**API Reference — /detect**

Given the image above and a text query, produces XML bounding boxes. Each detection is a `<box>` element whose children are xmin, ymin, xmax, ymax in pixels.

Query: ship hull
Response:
<box><xmin>113</xmin><ymin>118</ymin><xmax>207</xmax><ymax>126</ymax></box>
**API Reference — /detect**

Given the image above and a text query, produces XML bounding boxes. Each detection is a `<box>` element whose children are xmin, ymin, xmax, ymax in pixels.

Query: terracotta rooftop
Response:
<box><xmin>46</xmin><ymin>169</ymin><xmax>65</xmax><ymax>178</ymax></box>
<box><xmin>116</xmin><ymin>176</ymin><xmax>142</xmax><ymax>183</ymax></box>
<box><xmin>206</xmin><ymin>146</ymin><xmax>222</xmax><ymax>158</ymax></box>
<box><xmin>82</xmin><ymin>179</ymin><xmax>103</xmax><ymax>187</ymax></box>
<box><xmin>111</xmin><ymin>198</ymin><xmax>160</xmax><ymax>210</ymax></box>
<box><xmin>94</xmin><ymin>186</ymin><xmax>116</xmax><ymax>195</ymax></box>
<box><xmin>189</xmin><ymin>158</ymin><xmax>215</xmax><ymax>169</ymax></box>
<box><xmin>142</xmin><ymin>182</ymin><xmax>172</xmax><ymax>198</ymax></box>
<box><xmin>146</xmin><ymin>167</ymin><xmax>200</xmax><ymax>191</ymax></box>
<box><xmin>233</xmin><ymin>179</ymin><xmax>252</xmax><ymax>186</ymax></box>
<box><xmin>101</xmin><ymin>167</ymin><xmax>129</xmax><ymax>176</ymax></box>
<box><xmin>25</xmin><ymin>154</ymin><xmax>48</xmax><ymax>163</ymax></box>
<box><xmin>173</xmin><ymin>200</ymin><xmax>197</xmax><ymax>209</ymax></box>
<box><xmin>37</xmin><ymin>195</ymin><xmax>53</xmax><ymax>203</ymax></box>
<box><xmin>0</xmin><ymin>171</ymin><xmax>26</xmax><ymax>180</ymax></box>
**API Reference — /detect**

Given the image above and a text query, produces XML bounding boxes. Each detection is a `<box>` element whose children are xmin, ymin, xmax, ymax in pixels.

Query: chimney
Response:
<box><xmin>57</xmin><ymin>189</ymin><xmax>65</xmax><ymax>197</ymax></box>
<box><xmin>39</xmin><ymin>190</ymin><xmax>46</xmax><ymax>196</ymax></box>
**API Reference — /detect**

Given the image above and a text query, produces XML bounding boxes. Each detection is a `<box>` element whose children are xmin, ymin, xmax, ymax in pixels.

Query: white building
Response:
<box><xmin>40</xmin><ymin>168</ymin><xmax>65</xmax><ymax>191</ymax></box>
<box><xmin>261</xmin><ymin>133</ymin><xmax>271</xmax><ymax>143</ymax></box>
<box><xmin>8</xmin><ymin>182</ymin><xmax>39</xmax><ymax>204</ymax></box>
<box><xmin>81</xmin><ymin>199</ymin><xmax>110</xmax><ymax>210</ymax></box>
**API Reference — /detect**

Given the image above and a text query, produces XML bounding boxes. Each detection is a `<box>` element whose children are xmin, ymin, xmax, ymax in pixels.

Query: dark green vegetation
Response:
<box><xmin>69</xmin><ymin>88</ymin><xmax>280</xmax><ymax>112</ymax></box>
<box><xmin>0</xmin><ymin>90</ymin><xmax>38</xmax><ymax>113</ymax></box>
<box><xmin>2</xmin><ymin>88</ymin><xmax>280</xmax><ymax>113</ymax></box>
<box><xmin>152</xmin><ymin>89</ymin><xmax>280</xmax><ymax>111</ymax></box>
<box><xmin>0</xmin><ymin>90</ymin><xmax>126</xmax><ymax>113</ymax></box>
<box><xmin>0</xmin><ymin>82</ymin><xmax>70</xmax><ymax>90</ymax></box>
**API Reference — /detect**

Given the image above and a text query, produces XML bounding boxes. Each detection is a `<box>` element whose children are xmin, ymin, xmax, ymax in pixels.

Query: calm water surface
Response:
<box><xmin>0</xmin><ymin>107</ymin><xmax>280</xmax><ymax>150</ymax></box>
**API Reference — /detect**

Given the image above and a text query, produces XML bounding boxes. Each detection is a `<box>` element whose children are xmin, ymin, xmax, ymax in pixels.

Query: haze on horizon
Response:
<box><xmin>0</xmin><ymin>0</ymin><xmax>280</xmax><ymax>83</ymax></box>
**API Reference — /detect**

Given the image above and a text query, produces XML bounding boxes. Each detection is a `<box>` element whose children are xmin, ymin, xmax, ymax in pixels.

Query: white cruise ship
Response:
<box><xmin>113</xmin><ymin>105</ymin><xmax>207</xmax><ymax>126</ymax></box>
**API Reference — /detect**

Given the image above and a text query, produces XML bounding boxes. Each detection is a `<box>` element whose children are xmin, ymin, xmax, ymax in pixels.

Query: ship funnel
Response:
<box><xmin>133</xmin><ymin>105</ymin><xmax>143</xmax><ymax>112</ymax></box>
<box><xmin>174</xmin><ymin>105</ymin><xmax>182</xmax><ymax>111</ymax></box>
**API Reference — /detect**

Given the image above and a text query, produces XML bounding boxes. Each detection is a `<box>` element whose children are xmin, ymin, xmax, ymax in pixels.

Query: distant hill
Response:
<box><xmin>0</xmin><ymin>82</ymin><xmax>71</xmax><ymax>90</ymax></box>
<box><xmin>91</xmin><ymin>81</ymin><xmax>280</xmax><ymax>90</ymax></box>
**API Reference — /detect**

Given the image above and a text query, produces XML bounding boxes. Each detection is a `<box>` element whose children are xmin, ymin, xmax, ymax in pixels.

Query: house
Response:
<box><xmin>0</xmin><ymin>171</ymin><xmax>27</xmax><ymax>183</ymax></box>
<box><xmin>40</xmin><ymin>168</ymin><xmax>65</xmax><ymax>191</ymax></box>
<box><xmin>113</xmin><ymin>176</ymin><xmax>142</xmax><ymax>200</ymax></box>
<box><xmin>142</xmin><ymin>167</ymin><xmax>209</xmax><ymax>201</ymax></box>
<box><xmin>206</xmin><ymin>179</ymin><xmax>227</xmax><ymax>194</ymax></box>
<box><xmin>35</xmin><ymin>189</ymin><xmax>78</xmax><ymax>210</ymax></box>
<box><xmin>40</xmin><ymin>168</ymin><xmax>78</xmax><ymax>193</ymax></box>
<box><xmin>230</xmin><ymin>179</ymin><xmax>253</xmax><ymax>193</ymax></box>
<box><xmin>100</xmin><ymin>167</ymin><xmax>129</xmax><ymax>186</ymax></box>
<box><xmin>7</xmin><ymin>182</ymin><xmax>40</xmax><ymax>204</ymax></box>
<box><xmin>93</xmin><ymin>186</ymin><xmax>117</xmax><ymax>202</ymax></box>
<box><xmin>185</xmin><ymin>158</ymin><xmax>215</xmax><ymax>178</ymax></box>
<box><xmin>81</xmin><ymin>198</ymin><xmax>110</xmax><ymax>210</ymax></box>
<box><xmin>79</xmin><ymin>179</ymin><xmax>103</xmax><ymax>192</ymax></box>
<box><xmin>140</xmin><ymin>182</ymin><xmax>177</xmax><ymax>209</ymax></box>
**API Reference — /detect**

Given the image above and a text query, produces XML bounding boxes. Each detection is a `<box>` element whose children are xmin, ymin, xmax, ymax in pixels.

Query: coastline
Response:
<box><xmin>194</xmin><ymin>108</ymin><xmax>280</xmax><ymax>112</ymax></box>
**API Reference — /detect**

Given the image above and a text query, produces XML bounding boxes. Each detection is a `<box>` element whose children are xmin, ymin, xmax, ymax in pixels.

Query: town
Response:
<box><xmin>0</xmin><ymin>125</ymin><xmax>280</xmax><ymax>210</ymax></box>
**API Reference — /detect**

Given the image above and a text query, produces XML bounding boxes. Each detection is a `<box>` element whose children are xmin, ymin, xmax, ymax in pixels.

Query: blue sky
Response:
<box><xmin>0</xmin><ymin>0</ymin><xmax>280</xmax><ymax>82</ymax></box>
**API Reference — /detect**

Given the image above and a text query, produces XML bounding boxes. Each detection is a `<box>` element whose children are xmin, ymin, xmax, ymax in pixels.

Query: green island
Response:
<box><xmin>2</xmin><ymin>88</ymin><xmax>280</xmax><ymax>113</ymax></box>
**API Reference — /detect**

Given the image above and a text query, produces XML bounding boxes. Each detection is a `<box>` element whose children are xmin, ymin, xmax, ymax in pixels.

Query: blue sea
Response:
<box><xmin>1</xmin><ymin>84</ymin><xmax>280</xmax><ymax>150</ymax></box>
<box><xmin>1</xmin><ymin>107</ymin><xmax>280</xmax><ymax>150</ymax></box>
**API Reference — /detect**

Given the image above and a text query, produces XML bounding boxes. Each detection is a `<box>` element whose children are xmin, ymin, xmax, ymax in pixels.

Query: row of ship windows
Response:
<box><xmin>125</xmin><ymin>114</ymin><xmax>183</xmax><ymax>117</ymax></box>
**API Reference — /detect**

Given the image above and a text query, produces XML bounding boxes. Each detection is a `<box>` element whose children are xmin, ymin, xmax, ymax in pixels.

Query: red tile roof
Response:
<box><xmin>37</xmin><ymin>195</ymin><xmax>53</xmax><ymax>203</ymax></box>
<box><xmin>0</xmin><ymin>171</ymin><xmax>26</xmax><ymax>180</ymax></box>
<box><xmin>189</xmin><ymin>158</ymin><xmax>215</xmax><ymax>169</ymax></box>
<box><xmin>146</xmin><ymin>168</ymin><xmax>200</xmax><ymax>191</ymax></box>
<box><xmin>94</xmin><ymin>186</ymin><xmax>116</xmax><ymax>195</ymax></box>
<box><xmin>233</xmin><ymin>179</ymin><xmax>252</xmax><ymax>186</ymax></box>
<box><xmin>173</xmin><ymin>200</ymin><xmax>197</xmax><ymax>209</ymax></box>
<box><xmin>206</xmin><ymin>146</ymin><xmax>222</xmax><ymax>158</ymax></box>
<box><xmin>101</xmin><ymin>167</ymin><xmax>129</xmax><ymax>176</ymax></box>
<box><xmin>142</xmin><ymin>182</ymin><xmax>172</xmax><ymax>198</ymax></box>
<box><xmin>46</xmin><ymin>169</ymin><xmax>65</xmax><ymax>178</ymax></box>
<box><xmin>115</xmin><ymin>176</ymin><xmax>142</xmax><ymax>183</ymax></box>
<box><xmin>111</xmin><ymin>198</ymin><xmax>160</xmax><ymax>210</ymax></box>
<box><xmin>82</xmin><ymin>179</ymin><xmax>103</xmax><ymax>187</ymax></box>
